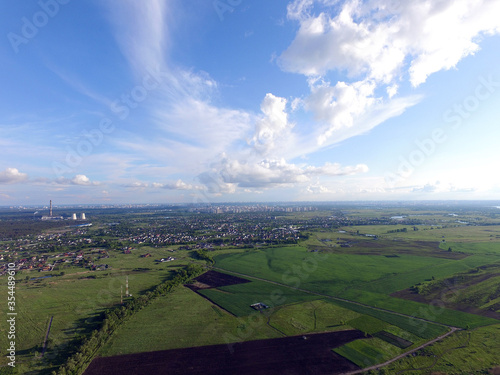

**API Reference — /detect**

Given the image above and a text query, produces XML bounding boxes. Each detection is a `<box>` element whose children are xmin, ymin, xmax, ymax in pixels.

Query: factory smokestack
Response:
<box><xmin>49</xmin><ymin>200</ymin><xmax>52</xmax><ymax>217</ymax></box>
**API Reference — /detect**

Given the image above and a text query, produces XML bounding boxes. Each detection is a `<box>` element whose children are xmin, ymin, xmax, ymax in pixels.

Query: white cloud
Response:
<box><xmin>305</xmin><ymin>183</ymin><xmax>333</xmax><ymax>194</ymax></box>
<box><xmin>94</xmin><ymin>0</ymin><xmax>499</xmax><ymax>201</ymax></box>
<box><xmin>306</xmin><ymin>79</ymin><xmax>377</xmax><ymax>145</ymax></box>
<box><xmin>155</xmin><ymin>96</ymin><xmax>252</xmax><ymax>153</ymax></box>
<box><xmin>297</xmin><ymin>78</ymin><xmax>421</xmax><ymax>148</ymax></box>
<box><xmin>121</xmin><ymin>179</ymin><xmax>204</xmax><ymax>191</ymax></box>
<box><xmin>249</xmin><ymin>93</ymin><xmax>294</xmax><ymax>156</ymax></box>
<box><xmin>277</xmin><ymin>0</ymin><xmax>500</xmax><ymax>148</ymax></box>
<box><xmin>282</xmin><ymin>0</ymin><xmax>500</xmax><ymax>86</ymax></box>
<box><xmin>71</xmin><ymin>175</ymin><xmax>96</xmax><ymax>186</ymax></box>
<box><xmin>201</xmin><ymin>156</ymin><xmax>368</xmax><ymax>190</ymax></box>
<box><xmin>49</xmin><ymin>175</ymin><xmax>100</xmax><ymax>186</ymax></box>
<box><xmin>156</xmin><ymin>179</ymin><xmax>204</xmax><ymax>191</ymax></box>
<box><xmin>102</xmin><ymin>0</ymin><xmax>169</xmax><ymax>76</ymax></box>
<box><xmin>386</xmin><ymin>84</ymin><xmax>398</xmax><ymax>98</ymax></box>
<box><xmin>123</xmin><ymin>181</ymin><xmax>149</xmax><ymax>189</ymax></box>
<box><xmin>102</xmin><ymin>0</ymin><xmax>255</xmax><ymax>177</ymax></box>
<box><xmin>450</xmin><ymin>186</ymin><xmax>476</xmax><ymax>193</ymax></box>
<box><xmin>0</xmin><ymin>168</ymin><xmax>28</xmax><ymax>184</ymax></box>
<box><xmin>287</xmin><ymin>0</ymin><xmax>315</xmax><ymax>21</ymax></box>
<box><xmin>411</xmin><ymin>182</ymin><xmax>478</xmax><ymax>194</ymax></box>
<box><xmin>305</xmin><ymin>162</ymin><xmax>368</xmax><ymax>175</ymax></box>
<box><xmin>281</xmin><ymin>4</ymin><xmax>405</xmax><ymax>81</ymax></box>
<box><xmin>198</xmin><ymin>172</ymin><xmax>237</xmax><ymax>195</ymax></box>
<box><xmin>411</xmin><ymin>183</ymin><xmax>439</xmax><ymax>193</ymax></box>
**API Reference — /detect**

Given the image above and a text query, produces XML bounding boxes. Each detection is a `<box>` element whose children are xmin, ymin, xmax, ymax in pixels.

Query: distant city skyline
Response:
<box><xmin>1</xmin><ymin>0</ymin><xmax>500</xmax><ymax>204</ymax></box>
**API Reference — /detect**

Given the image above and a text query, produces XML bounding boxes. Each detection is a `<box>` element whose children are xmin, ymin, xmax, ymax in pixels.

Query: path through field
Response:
<box><xmin>41</xmin><ymin>316</ymin><xmax>54</xmax><ymax>357</ymax></box>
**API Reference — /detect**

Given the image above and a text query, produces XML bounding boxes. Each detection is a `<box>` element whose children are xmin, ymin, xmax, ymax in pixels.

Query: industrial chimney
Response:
<box><xmin>49</xmin><ymin>200</ymin><xmax>53</xmax><ymax>217</ymax></box>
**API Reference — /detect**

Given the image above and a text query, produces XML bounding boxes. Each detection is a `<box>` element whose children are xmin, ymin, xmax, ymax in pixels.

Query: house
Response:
<box><xmin>250</xmin><ymin>302</ymin><xmax>269</xmax><ymax>311</ymax></box>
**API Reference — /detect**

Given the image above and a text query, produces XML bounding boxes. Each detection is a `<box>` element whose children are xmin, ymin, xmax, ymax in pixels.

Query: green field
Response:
<box><xmin>329</xmin><ymin>299</ymin><xmax>448</xmax><ymax>339</ymax></box>
<box><xmin>440</xmin><ymin>241</ymin><xmax>500</xmax><ymax>255</ymax></box>
<box><xmin>214</xmin><ymin>246</ymin><xmax>453</xmax><ymax>295</ymax></box>
<box><xmin>334</xmin><ymin>337</ymin><xmax>400</xmax><ymax>367</ymax></box>
<box><xmin>199</xmin><ymin>279</ymin><xmax>318</xmax><ymax>316</ymax></box>
<box><xmin>347</xmin><ymin>315</ymin><xmax>388</xmax><ymax>334</ymax></box>
<box><xmin>338</xmin><ymin>289</ymin><xmax>497</xmax><ymax>329</ymax></box>
<box><xmin>100</xmin><ymin>285</ymin><xmax>282</xmax><ymax>357</ymax></box>
<box><xmin>0</xmin><ymin>246</ymin><xmax>197</xmax><ymax>371</ymax></box>
<box><xmin>382</xmin><ymin>324</ymin><xmax>500</xmax><ymax>374</ymax></box>
<box><xmin>4</xmin><ymin>207</ymin><xmax>500</xmax><ymax>374</ymax></box>
<box><xmin>267</xmin><ymin>300</ymin><xmax>360</xmax><ymax>336</ymax></box>
<box><xmin>347</xmin><ymin>225</ymin><xmax>500</xmax><ymax>243</ymax></box>
<box><xmin>213</xmin><ymin>246</ymin><xmax>499</xmax><ymax>328</ymax></box>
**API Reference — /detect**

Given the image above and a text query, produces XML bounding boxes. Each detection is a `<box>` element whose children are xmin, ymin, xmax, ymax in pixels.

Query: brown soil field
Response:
<box><xmin>84</xmin><ymin>330</ymin><xmax>365</xmax><ymax>375</ymax></box>
<box><xmin>186</xmin><ymin>270</ymin><xmax>251</xmax><ymax>291</ymax></box>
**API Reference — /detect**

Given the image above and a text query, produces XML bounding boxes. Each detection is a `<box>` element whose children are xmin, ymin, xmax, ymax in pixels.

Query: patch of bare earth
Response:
<box><xmin>84</xmin><ymin>330</ymin><xmax>366</xmax><ymax>375</ymax></box>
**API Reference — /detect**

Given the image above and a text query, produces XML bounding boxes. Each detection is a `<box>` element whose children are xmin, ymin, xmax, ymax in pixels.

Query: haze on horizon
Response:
<box><xmin>1</xmin><ymin>0</ymin><xmax>500</xmax><ymax>205</ymax></box>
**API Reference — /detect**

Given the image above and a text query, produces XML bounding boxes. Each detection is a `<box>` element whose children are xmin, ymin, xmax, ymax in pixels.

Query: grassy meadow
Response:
<box><xmin>382</xmin><ymin>324</ymin><xmax>500</xmax><ymax>374</ymax></box>
<box><xmin>99</xmin><ymin>285</ymin><xmax>282</xmax><ymax>357</ymax></box>
<box><xmin>0</xmin><ymin>246</ymin><xmax>196</xmax><ymax>371</ymax></box>
<box><xmin>3</xmin><ymin>207</ymin><xmax>500</xmax><ymax>374</ymax></box>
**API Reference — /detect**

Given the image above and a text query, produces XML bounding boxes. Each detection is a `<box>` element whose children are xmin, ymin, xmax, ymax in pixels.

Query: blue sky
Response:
<box><xmin>1</xmin><ymin>0</ymin><xmax>500</xmax><ymax>205</ymax></box>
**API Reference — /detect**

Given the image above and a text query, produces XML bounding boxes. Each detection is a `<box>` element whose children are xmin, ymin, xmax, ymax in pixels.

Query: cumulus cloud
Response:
<box><xmin>95</xmin><ymin>0</ymin><xmax>499</xmax><ymax>199</ymax></box>
<box><xmin>306</xmin><ymin>79</ymin><xmax>377</xmax><ymax>144</ymax></box>
<box><xmin>282</xmin><ymin>0</ymin><xmax>500</xmax><ymax>86</ymax></box>
<box><xmin>200</xmin><ymin>156</ymin><xmax>368</xmax><ymax>190</ymax></box>
<box><xmin>100</xmin><ymin>0</ymin><xmax>402</xmax><ymax>198</ymax></box>
<box><xmin>281</xmin><ymin>9</ymin><xmax>403</xmax><ymax>82</ymax></box>
<box><xmin>198</xmin><ymin>171</ymin><xmax>237</xmax><ymax>196</ymax></box>
<box><xmin>305</xmin><ymin>183</ymin><xmax>333</xmax><ymax>194</ymax></box>
<box><xmin>277</xmin><ymin>0</ymin><xmax>500</xmax><ymax>148</ymax></box>
<box><xmin>123</xmin><ymin>181</ymin><xmax>149</xmax><ymax>189</ymax></box>
<box><xmin>450</xmin><ymin>186</ymin><xmax>476</xmax><ymax>193</ymax></box>
<box><xmin>411</xmin><ymin>183</ymin><xmax>439</xmax><ymax>193</ymax></box>
<box><xmin>0</xmin><ymin>168</ymin><xmax>28</xmax><ymax>184</ymax></box>
<box><xmin>123</xmin><ymin>180</ymin><xmax>204</xmax><ymax>191</ymax></box>
<box><xmin>71</xmin><ymin>175</ymin><xmax>96</xmax><ymax>186</ymax></box>
<box><xmin>54</xmin><ymin>175</ymin><xmax>100</xmax><ymax>186</ymax></box>
<box><xmin>156</xmin><ymin>179</ymin><xmax>204</xmax><ymax>191</ymax></box>
<box><xmin>304</xmin><ymin>162</ymin><xmax>369</xmax><ymax>175</ymax></box>
<box><xmin>249</xmin><ymin>93</ymin><xmax>294</xmax><ymax>156</ymax></box>
<box><xmin>301</xmin><ymin>78</ymin><xmax>421</xmax><ymax>147</ymax></box>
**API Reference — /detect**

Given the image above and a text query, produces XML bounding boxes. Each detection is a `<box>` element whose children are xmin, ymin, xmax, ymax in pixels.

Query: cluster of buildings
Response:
<box><xmin>190</xmin><ymin>204</ymin><xmax>318</xmax><ymax>214</ymax></box>
<box><xmin>0</xmin><ymin>255</ymin><xmax>54</xmax><ymax>274</ymax></box>
<box><xmin>41</xmin><ymin>200</ymin><xmax>86</xmax><ymax>221</ymax></box>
